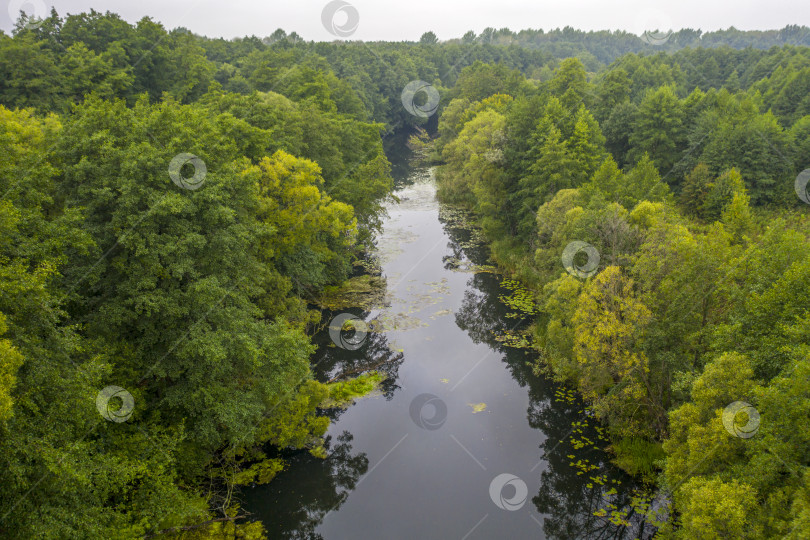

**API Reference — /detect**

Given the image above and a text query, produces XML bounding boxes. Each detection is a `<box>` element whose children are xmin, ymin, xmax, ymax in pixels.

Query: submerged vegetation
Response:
<box><xmin>315</xmin><ymin>275</ymin><xmax>388</xmax><ymax>311</ymax></box>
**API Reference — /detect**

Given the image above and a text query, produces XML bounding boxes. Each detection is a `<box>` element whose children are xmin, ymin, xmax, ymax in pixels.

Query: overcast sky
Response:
<box><xmin>2</xmin><ymin>0</ymin><xmax>809</xmax><ymax>41</ymax></box>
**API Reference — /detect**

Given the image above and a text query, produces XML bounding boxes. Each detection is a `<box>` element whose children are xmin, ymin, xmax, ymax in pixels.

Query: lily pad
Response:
<box><xmin>468</xmin><ymin>403</ymin><xmax>487</xmax><ymax>413</ymax></box>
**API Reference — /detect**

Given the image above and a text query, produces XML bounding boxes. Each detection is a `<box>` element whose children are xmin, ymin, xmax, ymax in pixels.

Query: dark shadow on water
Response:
<box><xmin>311</xmin><ymin>314</ymin><xmax>405</xmax><ymax>406</ymax></box>
<box><xmin>441</xmin><ymin>206</ymin><xmax>658</xmax><ymax>540</ymax></box>
<box><xmin>383</xmin><ymin>129</ymin><xmax>418</xmax><ymax>188</ymax></box>
<box><xmin>246</xmin><ymin>431</ymin><xmax>368</xmax><ymax>540</ymax></box>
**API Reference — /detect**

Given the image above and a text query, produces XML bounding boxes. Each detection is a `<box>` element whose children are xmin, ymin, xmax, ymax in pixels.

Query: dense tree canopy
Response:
<box><xmin>433</xmin><ymin>35</ymin><xmax>810</xmax><ymax>539</ymax></box>
<box><xmin>0</xmin><ymin>7</ymin><xmax>808</xmax><ymax>539</ymax></box>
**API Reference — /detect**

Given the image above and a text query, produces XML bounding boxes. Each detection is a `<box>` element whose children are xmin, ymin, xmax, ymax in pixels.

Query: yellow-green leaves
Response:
<box><xmin>0</xmin><ymin>314</ymin><xmax>23</xmax><ymax>422</ymax></box>
<box><xmin>247</xmin><ymin>150</ymin><xmax>357</xmax><ymax>262</ymax></box>
<box><xmin>573</xmin><ymin>266</ymin><xmax>656</xmax><ymax>437</ymax></box>
<box><xmin>678</xmin><ymin>477</ymin><xmax>759</xmax><ymax>539</ymax></box>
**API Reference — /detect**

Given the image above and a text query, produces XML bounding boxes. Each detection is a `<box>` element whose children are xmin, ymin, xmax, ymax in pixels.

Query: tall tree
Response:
<box><xmin>628</xmin><ymin>86</ymin><xmax>686</xmax><ymax>183</ymax></box>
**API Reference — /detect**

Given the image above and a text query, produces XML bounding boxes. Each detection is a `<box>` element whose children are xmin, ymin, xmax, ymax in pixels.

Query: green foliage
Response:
<box><xmin>572</xmin><ymin>266</ymin><xmax>659</xmax><ymax>437</ymax></box>
<box><xmin>548</xmin><ymin>57</ymin><xmax>591</xmax><ymax>111</ymax></box>
<box><xmin>452</xmin><ymin>61</ymin><xmax>528</xmax><ymax>102</ymax></box>
<box><xmin>325</xmin><ymin>372</ymin><xmax>384</xmax><ymax>406</ymax></box>
<box><xmin>439</xmin><ymin>108</ymin><xmax>509</xmax><ymax>237</ymax></box>
<box><xmin>680</xmin><ymin>163</ymin><xmax>713</xmax><ymax>217</ymax></box>
<box><xmin>703</xmin><ymin>167</ymin><xmax>747</xmax><ymax>220</ymax></box>
<box><xmin>628</xmin><ymin>86</ymin><xmax>685</xmax><ymax>179</ymax></box>
<box><xmin>0</xmin><ymin>16</ymin><xmax>398</xmax><ymax>537</ymax></box>
<box><xmin>433</xmin><ymin>44</ymin><xmax>810</xmax><ymax>539</ymax></box>
<box><xmin>525</xmin><ymin>125</ymin><xmax>580</xmax><ymax>207</ymax></box>
<box><xmin>0</xmin><ymin>313</ymin><xmax>23</xmax><ymax>421</ymax></box>
<box><xmin>677</xmin><ymin>477</ymin><xmax>760</xmax><ymax>539</ymax></box>
<box><xmin>610</xmin><ymin>437</ymin><xmax>665</xmax><ymax>482</ymax></box>
<box><xmin>3</xmin><ymin>9</ymin><xmax>810</xmax><ymax>538</ymax></box>
<box><xmin>699</xmin><ymin>96</ymin><xmax>794</xmax><ymax>205</ymax></box>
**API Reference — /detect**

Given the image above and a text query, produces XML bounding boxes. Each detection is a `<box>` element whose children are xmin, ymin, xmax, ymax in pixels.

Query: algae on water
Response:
<box><xmin>314</xmin><ymin>274</ymin><xmax>389</xmax><ymax>311</ymax></box>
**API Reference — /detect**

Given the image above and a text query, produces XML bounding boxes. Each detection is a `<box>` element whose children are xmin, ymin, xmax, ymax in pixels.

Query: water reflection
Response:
<box><xmin>441</xmin><ymin>203</ymin><xmax>656</xmax><ymax>540</ymax></box>
<box><xmin>254</xmin><ymin>432</ymin><xmax>368</xmax><ymax>539</ymax></box>
<box><xmin>383</xmin><ymin>129</ymin><xmax>419</xmax><ymax>186</ymax></box>
<box><xmin>243</xmin><ymin>167</ymin><xmax>657</xmax><ymax>539</ymax></box>
<box><xmin>311</xmin><ymin>317</ymin><xmax>405</xmax><ymax>404</ymax></box>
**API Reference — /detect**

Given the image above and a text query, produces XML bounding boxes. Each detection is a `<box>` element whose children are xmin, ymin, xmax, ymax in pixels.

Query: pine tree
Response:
<box><xmin>700</xmin><ymin>56</ymin><xmax>721</xmax><ymax>88</ymax></box>
<box><xmin>529</xmin><ymin>125</ymin><xmax>580</xmax><ymax>197</ymax></box>
<box><xmin>581</xmin><ymin>155</ymin><xmax>624</xmax><ymax>202</ymax></box>
<box><xmin>725</xmin><ymin>69</ymin><xmax>741</xmax><ymax>92</ymax></box>
<box><xmin>680</xmin><ymin>163</ymin><xmax>714</xmax><ymax>218</ymax></box>
<box><xmin>628</xmin><ymin>86</ymin><xmax>685</xmax><ymax>183</ymax></box>
<box><xmin>703</xmin><ymin>168</ymin><xmax>746</xmax><ymax>220</ymax></box>
<box><xmin>618</xmin><ymin>153</ymin><xmax>671</xmax><ymax>209</ymax></box>
<box><xmin>568</xmin><ymin>106</ymin><xmax>607</xmax><ymax>183</ymax></box>
<box><xmin>595</xmin><ymin>68</ymin><xmax>631</xmax><ymax>120</ymax></box>
<box><xmin>549</xmin><ymin>57</ymin><xmax>589</xmax><ymax>112</ymax></box>
<box><xmin>719</xmin><ymin>168</ymin><xmax>754</xmax><ymax>240</ymax></box>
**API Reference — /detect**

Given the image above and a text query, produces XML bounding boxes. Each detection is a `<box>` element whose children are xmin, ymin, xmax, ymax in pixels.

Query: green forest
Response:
<box><xmin>432</xmin><ymin>31</ymin><xmax>810</xmax><ymax>540</ymax></box>
<box><xmin>0</xmin><ymin>6</ymin><xmax>808</xmax><ymax>539</ymax></box>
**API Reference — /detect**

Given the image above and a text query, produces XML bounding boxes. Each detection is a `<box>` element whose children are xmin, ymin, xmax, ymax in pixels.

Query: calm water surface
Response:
<box><xmin>243</xmin><ymin>154</ymin><xmax>656</xmax><ymax>539</ymax></box>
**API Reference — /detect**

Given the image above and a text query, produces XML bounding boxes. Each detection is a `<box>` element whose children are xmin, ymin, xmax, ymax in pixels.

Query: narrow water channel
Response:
<box><xmin>243</xmin><ymin>156</ymin><xmax>656</xmax><ymax>539</ymax></box>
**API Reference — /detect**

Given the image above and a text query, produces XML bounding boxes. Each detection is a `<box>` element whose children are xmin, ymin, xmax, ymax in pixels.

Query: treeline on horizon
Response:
<box><xmin>0</xmin><ymin>6</ymin><xmax>808</xmax><ymax>539</ymax></box>
<box><xmin>3</xmin><ymin>8</ymin><xmax>810</xmax><ymax>125</ymax></box>
<box><xmin>433</xmin><ymin>25</ymin><xmax>810</xmax><ymax>64</ymax></box>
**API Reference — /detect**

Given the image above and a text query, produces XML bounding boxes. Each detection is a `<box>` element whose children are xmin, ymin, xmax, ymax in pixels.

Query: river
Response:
<box><xmin>243</xmin><ymin>144</ymin><xmax>657</xmax><ymax>539</ymax></box>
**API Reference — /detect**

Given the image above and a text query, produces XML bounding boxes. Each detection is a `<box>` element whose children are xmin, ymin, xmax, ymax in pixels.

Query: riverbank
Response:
<box><xmin>243</xmin><ymin>167</ymin><xmax>657</xmax><ymax>539</ymax></box>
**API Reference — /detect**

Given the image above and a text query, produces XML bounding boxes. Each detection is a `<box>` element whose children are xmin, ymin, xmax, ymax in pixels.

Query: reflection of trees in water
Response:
<box><xmin>384</xmin><ymin>130</ymin><xmax>420</xmax><ymax>186</ymax></box>
<box><xmin>254</xmin><ymin>311</ymin><xmax>398</xmax><ymax>536</ymax></box>
<box><xmin>530</xmin><ymin>391</ymin><xmax>655</xmax><ymax>539</ymax></box>
<box><xmin>440</xmin><ymin>214</ymin><xmax>524</xmax><ymax>353</ymax></box>
<box><xmin>454</xmin><ymin>281</ymin><xmax>503</xmax><ymax>345</ymax></box>
<box><xmin>258</xmin><ymin>431</ymin><xmax>368</xmax><ymax>540</ymax></box>
<box><xmin>452</xmin><ymin>267</ymin><xmax>537</xmax><ymax>388</ymax></box>
<box><xmin>311</xmin><ymin>313</ymin><xmax>404</xmax><ymax>404</ymax></box>
<box><xmin>440</xmin><ymin>204</ymin><xmax>657</xmax><ymax>540</ymax></box>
